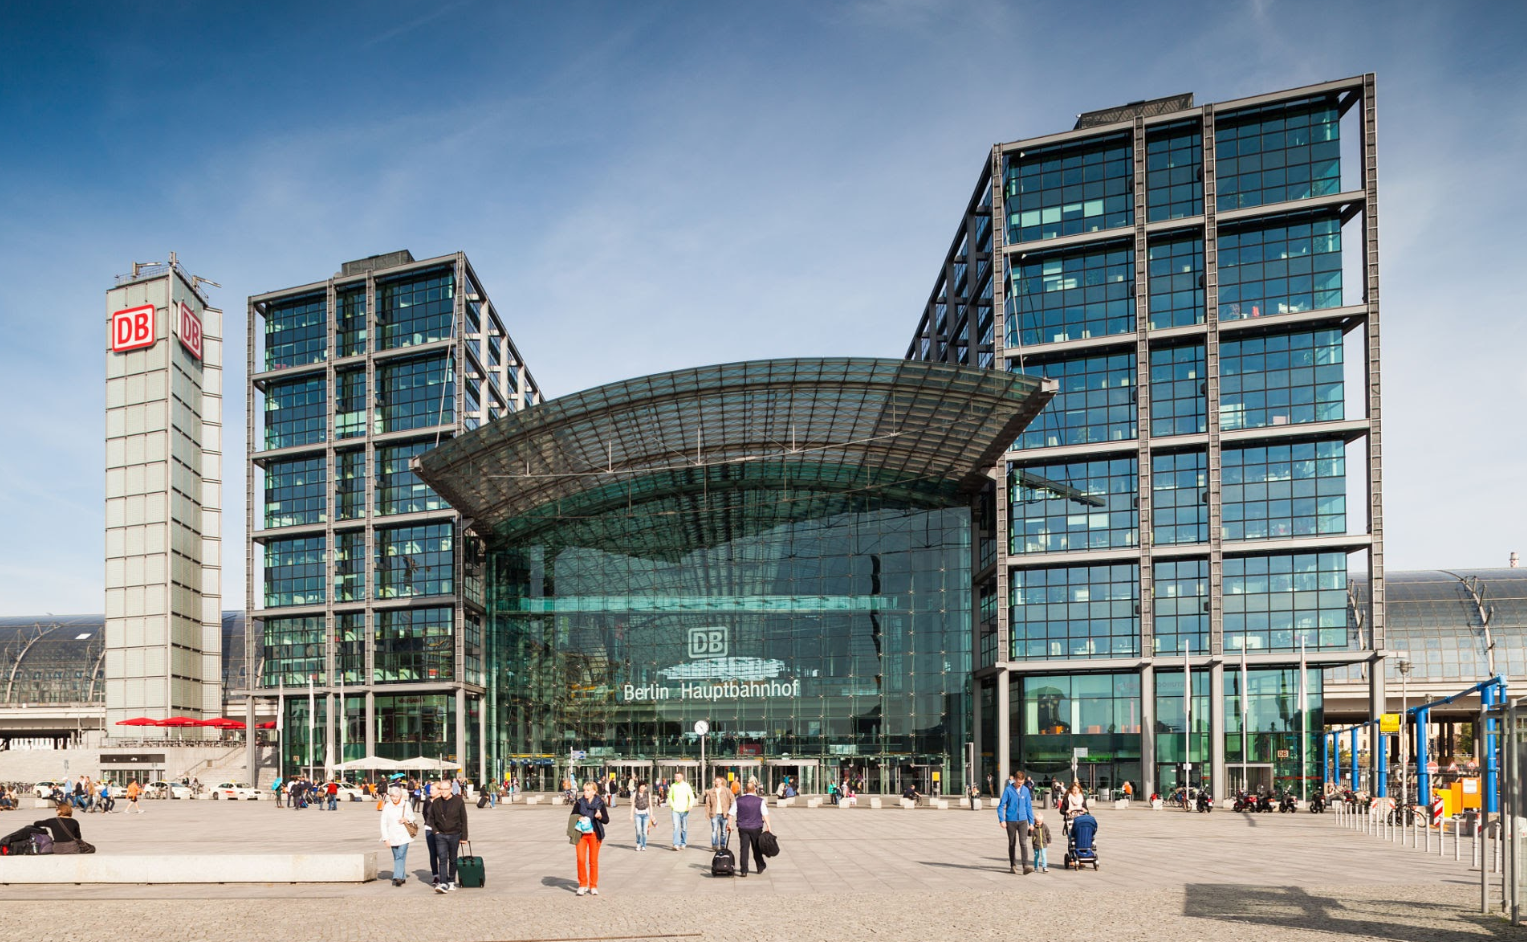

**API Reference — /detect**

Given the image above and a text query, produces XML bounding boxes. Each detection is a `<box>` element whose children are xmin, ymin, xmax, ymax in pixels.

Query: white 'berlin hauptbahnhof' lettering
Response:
<box><xmin>621</xmin><ymin>679</ymin><xmax>801</xmax><ymax>702</ymax></box>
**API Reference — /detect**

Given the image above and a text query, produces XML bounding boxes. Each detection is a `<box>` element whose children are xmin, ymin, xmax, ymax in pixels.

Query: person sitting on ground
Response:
<box><xmin>33</xmin><ymin>803</ymin><xmax>85</xmax><ymax>851</ymax></box>
<box><xmin>0</xmin><ymin>787</ymin><xmax>14</xmax><ymax>811</ymax></box>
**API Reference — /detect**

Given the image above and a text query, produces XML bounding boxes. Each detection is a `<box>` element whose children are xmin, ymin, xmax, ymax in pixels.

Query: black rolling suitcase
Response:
<box><xmin>477</xmin><ymin>793</ymin><xmax>489</xmax><ymax>809</ymax></box>
<box><xmin>711</xmin><ymin>833</ymin><xmax>736</xmax><ymax>877</ymax></box>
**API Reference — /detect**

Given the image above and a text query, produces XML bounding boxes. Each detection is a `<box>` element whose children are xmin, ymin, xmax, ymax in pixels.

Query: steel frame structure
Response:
<box><xmin>239</xmin><ymin>251</ymin><xmax>541</xmax><ymax>782</ymax></box>
<box><xmin>908</xmin><ymin>75</ymin><xmax>1385</xmax><ymax>800</ymax></box>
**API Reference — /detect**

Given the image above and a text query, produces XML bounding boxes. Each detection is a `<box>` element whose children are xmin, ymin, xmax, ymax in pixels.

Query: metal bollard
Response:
<box><xmin>1440</xmin><ymin>819</ymin><xmax>1446</xmax><ymax>857</ymax></box>
<box><xmin>1455</xmin><ymin>820</ymin><xmax>1461</xmax><ymax>862</ymax></box>
<box><xmin>1474</xmin><ymin>829</ymin><xmax>1480</xmax><ymax>868</ymax></box>
<box><xmin>1426</xmin><ymin>819</ymin><xmax>1432</xmax><ymax>853</ymax></box>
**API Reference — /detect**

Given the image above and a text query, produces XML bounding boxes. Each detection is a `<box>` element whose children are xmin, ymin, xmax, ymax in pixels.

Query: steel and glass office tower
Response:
<box><xmin>242</xmin><ymin>250</ymin><xmax>540</xmax><ymax>780</ymax></box>
<box><xmin>908</xmin><ymin>76</ymin><xmax>1385</xmax><ymax>799</ymax></box>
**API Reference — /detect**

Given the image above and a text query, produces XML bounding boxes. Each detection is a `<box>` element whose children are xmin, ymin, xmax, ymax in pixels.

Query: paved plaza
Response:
<box><xmin>2</xmin><ymin>798</ymin><xmax>1515</xmax><ymax>941</ymax></box>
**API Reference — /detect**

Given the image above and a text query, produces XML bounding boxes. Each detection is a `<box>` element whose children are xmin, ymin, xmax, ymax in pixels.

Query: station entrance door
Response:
<box><xmin>1227</xmin><ymin>763</ymin><xmax>1275</xmax><ymax>795</ymax></box>
<box><xmin>764</xmin><ymin>759</ymin><xmax>819</xmax><ymax>795</ymax></box>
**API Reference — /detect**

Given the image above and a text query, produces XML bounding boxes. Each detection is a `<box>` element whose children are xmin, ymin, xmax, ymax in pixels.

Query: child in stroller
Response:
<box><xmin>1064</xmin><ymin>811</ymin><xmax>1099</xmax><ymax>870</ymax></box>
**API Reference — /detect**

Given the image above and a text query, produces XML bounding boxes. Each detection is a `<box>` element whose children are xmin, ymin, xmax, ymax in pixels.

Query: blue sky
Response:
<box><xmin>0</xmin><ymin>0</ymin><xmax>1523</xmax><ymax>614</ymax></box>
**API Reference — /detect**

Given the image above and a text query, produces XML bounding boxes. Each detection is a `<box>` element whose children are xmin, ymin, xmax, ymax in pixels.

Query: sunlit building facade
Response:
<box><xmin>242</xmin><ymin>250</ymin><xmax>540</xmax><ymax>778</ymax></box>
<box><xmin>907</xmin><ymin>76</ymin><xmax>1386</xmax><ymax>798</ymax></box>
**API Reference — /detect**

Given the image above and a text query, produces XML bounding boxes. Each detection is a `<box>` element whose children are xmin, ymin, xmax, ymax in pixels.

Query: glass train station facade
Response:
<box><xmin>416</xmin><ymin>360</ymin><xmax>1053</xmax><ymax>793</ymax></box>
<box><xmin>236</xmin><ymin>76</ymin><xmax>1385</xmax><ymax>798</ymax></box>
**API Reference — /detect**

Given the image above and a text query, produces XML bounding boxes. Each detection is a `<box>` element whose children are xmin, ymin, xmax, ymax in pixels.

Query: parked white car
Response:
<box><xmin>336</xmin><ymin>784</ymin><xmax>368</xmax><ymax>802</ymax></box>
<box><xmin>32</xmin><ymin>780</ymin><xmax>66</xmax><ymax>799</ymax></box>
<box><xmin>147</xmin><ymin>780</ymin><xmax>194</xmax><ymax>799</ymax></box>
<box><xmin>211</xmin><ymin>781</ymin><xmax>259</xmax><ymax>800</ymax></box>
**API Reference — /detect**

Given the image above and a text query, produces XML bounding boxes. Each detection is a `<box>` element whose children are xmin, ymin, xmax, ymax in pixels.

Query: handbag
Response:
<box><xmin>758</xmin><ymin>830</ymin><xmax>780</xmax><ymax>858</ymax></box>
<box><xmin>403</xmin><ymin>815</ymin><xmax>419</xmax><ymax>838</ymax></box>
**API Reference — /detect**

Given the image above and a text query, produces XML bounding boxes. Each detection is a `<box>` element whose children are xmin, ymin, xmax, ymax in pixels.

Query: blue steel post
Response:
<box><xmin>1375</xmin><ymin>725</ymin><xmax>1387</xmax><ymax>797</ymax></box>
<box><xmin>1350</xmin><ymin>727</ymin><xmax>1360</xmax><ymax>792</ymax></box>
<box><xmin>1484</xmin><ymin>681</ymin><xmax>1499</xmax><ymax>815</ymax></box>
<box><xmin>1322</xmin><ymin>733</ymin><xmax>1330</xmax><ymax>787</ymax></box>
<box><xmin>1417</xmin><ymin>707</ymin><xmax>1429</xmax><ymax>802</ymax></box>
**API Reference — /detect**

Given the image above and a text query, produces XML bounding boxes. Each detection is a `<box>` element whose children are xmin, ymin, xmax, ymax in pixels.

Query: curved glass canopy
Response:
<box><xmin>415</xmin><ymin>358</ymin><xmax>1054</xmax><ymax>556</ymax></box>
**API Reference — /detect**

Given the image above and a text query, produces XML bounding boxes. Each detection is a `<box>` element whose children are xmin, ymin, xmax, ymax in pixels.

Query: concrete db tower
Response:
<box><xmin>104</xmin><ymin>254</ymin><xmax>224</xmax><ymax>737</ymax></box>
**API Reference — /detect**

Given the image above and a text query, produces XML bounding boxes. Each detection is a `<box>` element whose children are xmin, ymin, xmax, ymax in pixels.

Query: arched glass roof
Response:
<box><xmin>1346</xmin><ymin>568</ymin><xmax>1527</xmax><ymax>683</ymax></box>
<box><xmin>0</xmin><ymin>616</ymin><xmax>105</xmax><ymax>705</ymax></box>
<box><xmin>416</xmin><ymin>358</ymin><xmax>1055</xmax><ymax>554</ymax></box>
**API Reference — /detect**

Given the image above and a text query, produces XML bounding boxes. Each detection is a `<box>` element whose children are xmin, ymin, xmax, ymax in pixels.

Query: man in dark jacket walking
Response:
<box><xmin>429</xmin><ymin>778</ymin><xmax>469</xmax><ymax>892</ymax></box>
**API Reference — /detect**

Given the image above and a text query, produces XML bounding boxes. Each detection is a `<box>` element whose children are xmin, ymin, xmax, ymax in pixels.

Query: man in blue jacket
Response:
<box><xmin>996</xmin><ymin>770</ymin><xmax>1036</xmax><ymax>874</ymax></box>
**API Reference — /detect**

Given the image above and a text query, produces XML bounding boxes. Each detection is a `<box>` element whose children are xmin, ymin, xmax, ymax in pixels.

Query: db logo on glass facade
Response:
<box><xmin>688</xmin><ymin>627</ymin><xmax>728</xmax><ymax>659</ymax></box>
<box><xmin>110</xmin><ymin>304</ymin><xmax>157</xmax><ymax>353</ymax></box>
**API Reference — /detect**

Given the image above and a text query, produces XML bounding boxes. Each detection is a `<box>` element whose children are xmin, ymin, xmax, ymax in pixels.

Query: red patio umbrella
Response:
<box><xmin>159</xmin><ymin>716</ymin><xmax>201</xmax><ymax>727</ymax></box>
<box><xmin>256</xmin><ymin>721</ymin><xmax>276</xmax><ymax>730</ymax></box>
<box><xmin>115</xmin><ymin>717</ymin><xmax>158</xmax><ymax>726</ymax></box>
<box><xmin>203</xmin><ymin>718</ymin><xmax>246</xmax><ymax>729</ymax></box>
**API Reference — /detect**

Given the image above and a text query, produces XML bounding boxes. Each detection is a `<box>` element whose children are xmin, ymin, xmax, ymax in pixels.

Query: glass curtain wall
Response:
<box><xmin>484</xmin><ymin>494</ymin><xmax>974</xmax><ymax>795</ymax></box>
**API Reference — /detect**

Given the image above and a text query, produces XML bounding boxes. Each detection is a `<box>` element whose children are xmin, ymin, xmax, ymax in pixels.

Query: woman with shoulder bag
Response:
<box><xmin>629</xmin><ymin>781</ymin><xmax>653</xmax><ymax>851</ymax></box>
<box><xmin>572</xmin><ymin>780</ymin><xmax>610</xmax><ymax>896</ymax></box>
<box><xmin>379</xmin><ymin>785</ymin><xmax>417</xmax><ymax>886</ymax></box>
<box><xmin>37</xmin><ymin>803</ymin><xmax>91</xmax><ymax>854</ymax></box>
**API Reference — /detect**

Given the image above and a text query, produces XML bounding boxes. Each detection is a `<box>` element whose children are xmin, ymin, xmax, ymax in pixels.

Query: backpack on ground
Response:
<box><xmin>711</xmin><ymin>834</ymin><xmax>735</xmax><ymax>877</ymax></box>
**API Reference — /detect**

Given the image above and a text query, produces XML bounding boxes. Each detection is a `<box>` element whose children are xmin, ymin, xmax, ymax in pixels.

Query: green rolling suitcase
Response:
<box><xmin>456</xmin><ymin>841</ymin><xmax>485</xmax><ymax>888</ymax></box>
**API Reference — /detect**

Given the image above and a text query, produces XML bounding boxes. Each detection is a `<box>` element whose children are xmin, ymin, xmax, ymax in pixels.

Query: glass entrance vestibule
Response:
<box><xmin>1004</xmin><ymin>667</ymin><xmax>1325</xmax><ymax>798</ymax></box>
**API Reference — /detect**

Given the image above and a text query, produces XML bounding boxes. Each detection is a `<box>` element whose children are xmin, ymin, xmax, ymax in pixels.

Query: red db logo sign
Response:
<box><xmin>111</xmin><ymin>304</ymin><xmax>156</xmax><ymax>353</ymax></box>
<box><xmin>176</xmin><ymin>301</ymin><xmax>203</xmax><ymax>361</ymax></box>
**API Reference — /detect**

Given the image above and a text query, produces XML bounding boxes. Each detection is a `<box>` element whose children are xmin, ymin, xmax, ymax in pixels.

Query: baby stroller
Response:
<box><xmin>1064</xmin><ymin>812</ymin><xmax>1099</xmax><ymax>870</ymax></box>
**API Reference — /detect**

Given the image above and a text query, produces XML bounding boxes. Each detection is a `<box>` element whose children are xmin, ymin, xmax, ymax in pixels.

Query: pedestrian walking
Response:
<box><xmin>573</xmin><ymin>780</ymin><xmax>610</xmax><ymax>896</ymax></box>
<box><xmin>378</xmin><ymin>785</ymin><xmax>417</xmax><ymax>886</ymax></box>
<box><xmin>967</xmin><ymin>783</ymin><xmax>980</xmax><ymax>810</ymax></box>
<box><xmin>725</xmin><ymin>779</ymin><xmax>772</xmax><ymax>877</ymax></box>
<box><xmin>430</xmin><ymin>780</ymin><xmax>469</xmax><ymax>892</ymax></box>
<box><xmin>1031</xmin><ymin>811</ymin><xmax>1052</xmax><ymax>873</ymax></box>
<box><xmin>272</xmin><ymin>778</ymin><xmax>285</xmax><ymax>807</ymax></box>
<box><xmin>1063</xmin><ymin>781</ymin><xmax>1089</xmax><ymax>821</ymax></box>
<box><xmin>630</xmin><ymin>782</ymin><xmax>653</xmax><ymax>851</ymax></box>
<box><xmin>667</xmin><ymin>772</ymin><xmax>696</xmax><ymax>851</ymax></box>
<box><xmin>704</xmin><ymin>776</ymin><xmax>734</xmax><ymax>851</ymax></box>
<box><xmin>326</xmin><ymin>779</ymin><xmax>339</xmax><ymax>811</ymax></box>
<box><xmin>997</xmin><ymin>771</ymin><xmax>1036</xmax><ymax>874</ymax></box>
<box><xmin>422</xmin><ymin>782</ymin><xmax>441</xmax><ymax>885</ymax></box>
<box><xmin>126</xmin><ymin>779</ymin><xmax>144</xmax><ymax>814</ymax></box>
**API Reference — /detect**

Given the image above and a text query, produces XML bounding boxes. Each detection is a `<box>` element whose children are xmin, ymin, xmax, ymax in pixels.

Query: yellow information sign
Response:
<box><xmin>1379</xmin><ymin>713</ymin><xmax>1401</xmax><ymax>733</ymax></box>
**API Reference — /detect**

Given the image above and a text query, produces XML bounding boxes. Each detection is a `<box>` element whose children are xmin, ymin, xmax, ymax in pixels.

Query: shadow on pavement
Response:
<box><xmin>917</xmin><ymin>859</ymin><xmax>1010</xmax><ymax>872</ymax></box>
<box><xmin>540</xmin><ymin>876</ymin><xmax>579</xmax><ymax>892</ymax></box>
<box><xmin>1183</xmin><ymin>883</ymin><xmax>1516</xmax><ymax>940</ymax></box>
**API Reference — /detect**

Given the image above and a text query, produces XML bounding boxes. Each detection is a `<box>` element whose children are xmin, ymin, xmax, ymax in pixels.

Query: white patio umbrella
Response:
<box><xmin>335</xmin><ymin>755</ymin><xmax>400</xmax><ymax>771</ymax></box>
<box><xmin>398</xmin><ymin>756</ymin><xmax>462</xmax><ymax>771</ymax></box>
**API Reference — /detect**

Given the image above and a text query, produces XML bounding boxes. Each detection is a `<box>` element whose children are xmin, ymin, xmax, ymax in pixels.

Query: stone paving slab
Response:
<box><xmin>0</xmin><ymin>801</ymin><xmax>1514</xmax><ymax>940</ymax></box>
